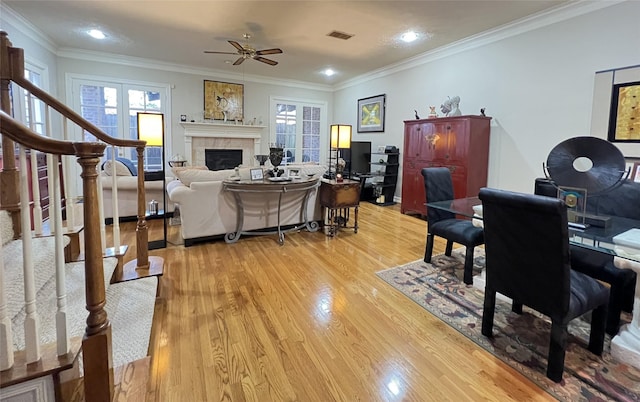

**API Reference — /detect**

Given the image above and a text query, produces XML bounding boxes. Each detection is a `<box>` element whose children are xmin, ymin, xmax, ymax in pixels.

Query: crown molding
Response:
<box><xmin>334</xmin><ymin>0</ymin><xmax>626</xmax><ymax>90</ymax></box>
<box><xmin>56</xmin><ymin>47</ymin><xmax>332</xmax><ymax>92</ymax></box>
<box><xmin>0</xmin><ymin>3</ymin><xmax>58</xmax><ymax>53</ymax></box>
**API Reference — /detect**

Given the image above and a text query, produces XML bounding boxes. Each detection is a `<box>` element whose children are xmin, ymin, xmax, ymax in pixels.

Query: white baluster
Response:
<box><xmin>0</xmin><ymin>228</ymin><xmax>15</xmax><ymax>370</ymax></box>
<box><xmin>49</xmin><ymin>154</ymin><xmax>70</xmax><ymax>355</ymax></box>
<box><xmin>62</xmin><ymin>118</ymin><xmax>76</xmax><ymax>229</ymax></box>
<box><xmin>19</xmin><ymin>146</ymin><xmax>41</xmax><ymax>363</ymax></box>
<box><xmin>111</xmin><ymin>146</ymin><xmax>121</xmax><ymax>249</ymax></box>
<box><xmin>27</xmin><ymin>95</ymin><xmax>42</xmax><ymax>235</ymax></box>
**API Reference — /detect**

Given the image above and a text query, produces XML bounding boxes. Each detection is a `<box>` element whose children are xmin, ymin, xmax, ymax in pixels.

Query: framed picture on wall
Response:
<box><xmin>607</xmin><ymin>81</ymin><xmax>640</xmax><ymax>142</ymax></box>
<box><xmin>357</xmin><ymin>94</ymin><xmax>386</xmax><ymax>133</ymax></box>
<box><xmin>203</xmin><ymin>80</ymin><xmax>244</xmax><ymax>121</ymax></box>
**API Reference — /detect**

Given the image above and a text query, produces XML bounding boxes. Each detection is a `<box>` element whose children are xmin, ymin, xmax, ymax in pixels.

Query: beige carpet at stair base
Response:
<box><xmin>3</xmin><ymin>210</ymin><xmax>157</xmax><ymax>369</ymax></box>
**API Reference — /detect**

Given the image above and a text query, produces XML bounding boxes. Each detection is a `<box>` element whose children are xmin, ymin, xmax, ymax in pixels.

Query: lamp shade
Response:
<box><xmin>137</xmin><ymin>112</ymin><xmax>164</xmax><ymax>146</ymax></box>
<box><xmin>330</xmin><ymin>124</ymin><xmax>352</xmax><ymax>149</ymax></box>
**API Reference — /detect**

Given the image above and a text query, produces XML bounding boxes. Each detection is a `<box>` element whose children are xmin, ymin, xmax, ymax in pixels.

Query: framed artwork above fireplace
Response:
<box><xmin>204</xmin><ymin>80</ymin><xmax>244</xmax><ymax>121</ymax></box>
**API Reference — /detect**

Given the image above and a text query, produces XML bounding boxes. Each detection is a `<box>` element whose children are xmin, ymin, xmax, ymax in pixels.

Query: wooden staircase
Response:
<box><xmin>0</xmin><ymin>31</ymin><xmax>164</xmax><ymax>401</ymax></box>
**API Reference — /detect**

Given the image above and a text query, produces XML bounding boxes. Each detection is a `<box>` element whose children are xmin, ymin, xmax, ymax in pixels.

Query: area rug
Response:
<box><xmin>376</xmin><ymin>250</ymin><xmax>640</xmax><ymax>402</ymax></box>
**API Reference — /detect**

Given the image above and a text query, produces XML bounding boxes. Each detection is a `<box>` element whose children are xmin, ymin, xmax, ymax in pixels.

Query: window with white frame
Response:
<box><xmin>270</xmin><ymin>97</ymin><xmax>326</xmax><ymax>165</ymax></box>
<box><xmin>10</xmin><ymin>63</ymin><xmax>48</xmax><ymax>136</ymax></box>
<box><xmin>70</xmin><ymin>77</ymin><xmax>168</xmax><ymax>171</ymax></box>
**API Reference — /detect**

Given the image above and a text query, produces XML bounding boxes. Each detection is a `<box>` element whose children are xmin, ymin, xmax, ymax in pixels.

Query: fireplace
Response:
<box><xmin>205</xmin><ymin>149</ymin><xmax>242</xmax><ymax>171</ymax></box>
<box><xmin>181</xmin><ymin>122</ymin><xmax>264</xmax><ymax>167</ymax></box>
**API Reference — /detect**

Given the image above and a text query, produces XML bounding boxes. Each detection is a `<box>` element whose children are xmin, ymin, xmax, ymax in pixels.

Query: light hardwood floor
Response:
<box><xmin>112</xmin><ymin>202</ymin><xmax>554</xmax><ymax>401</ymax></box>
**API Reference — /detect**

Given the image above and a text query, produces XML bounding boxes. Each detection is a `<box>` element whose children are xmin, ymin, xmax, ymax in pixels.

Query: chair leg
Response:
<box><xmin>445</xmin><ymin>240</ymin><xmax>453</xmax><ymax>256</ymax></box>
<box><xmin>606</xmin><ymin>286</ymin><xmax>624</xmax><ymax>336</ymax></box>
<box><xmin>589</xmin><ymin>304</ymin><xmax>607</xmax><ymax>355</ymax></box>
<box><xmin>512</xmin><ymin>302</ymin><xmax>523</xmax><ymax>314</ymax></box>
<box><xmin>547</xmin><ymin>320</ymin><xmax>568</xmax><ymax>383</ymax></box>
<box><xmin>481</xmin><ymin>290</ymin><xmax>496</xmax><ymax>337</ymax></box>
<box><xmin>463</xmin><ymin>247</ymin><xmax>475</xmax><ymax>285</ymax></box>
<box><xmin>424</xmin><ymin>233</ymin><xmax>435</xmax><ymax>263</ymax></box>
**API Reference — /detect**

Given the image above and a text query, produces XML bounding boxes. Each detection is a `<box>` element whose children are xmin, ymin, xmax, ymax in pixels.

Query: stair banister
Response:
<box><xmin>1</xmin><ymin>31</ymin><xmax>158</xmax><ymax>272</ymax></box>
<box><xmin>1</xmin><ymin>111</ymin><xmax>114</xmax><ymax>398</ymax></box>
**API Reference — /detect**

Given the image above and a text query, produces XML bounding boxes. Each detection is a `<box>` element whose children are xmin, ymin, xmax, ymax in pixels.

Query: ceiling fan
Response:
<box><xmin>204</xmin><ymin>33</ymin><xmax>283</xmax><ymax>66</ymax></box>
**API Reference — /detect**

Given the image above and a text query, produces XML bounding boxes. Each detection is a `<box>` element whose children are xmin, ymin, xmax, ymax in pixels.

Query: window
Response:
<box><xmin>70</xmin><ymin>77</ymin><xmax>169</xmax><ymax>171</ymax></box>
<box><xmin>10</xmin><ymin>63</ymin><xmax>48</xmax><ymax>136</ymax></box>
<box><xmin>270</xmin><ymin>97</ymin><xmax>326</xmax><ymax>165</ymax></box>
<box><xmin>23</xmin><ymin>69</ymin><xmax>46</xmax><ymax>135</ymax></box>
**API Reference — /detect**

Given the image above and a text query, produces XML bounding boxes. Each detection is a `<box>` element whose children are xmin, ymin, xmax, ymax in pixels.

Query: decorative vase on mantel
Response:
<box><xmin>268</xmin><ymin>146</ymin><xmax>284</xmax><ymax>177</ymax></box>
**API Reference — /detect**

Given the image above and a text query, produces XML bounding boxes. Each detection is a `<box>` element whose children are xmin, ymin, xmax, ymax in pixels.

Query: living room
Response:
<box><xmin>1</xmin><ymin>1</ymin><xmax>639</xmax><ymax>400</ymax></box>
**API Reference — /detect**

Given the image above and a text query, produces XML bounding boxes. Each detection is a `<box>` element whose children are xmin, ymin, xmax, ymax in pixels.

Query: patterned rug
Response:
<box><xmin>376</xmin><ymin>250</ymin><xmax>640</xmax><ymax>402</ymax></box>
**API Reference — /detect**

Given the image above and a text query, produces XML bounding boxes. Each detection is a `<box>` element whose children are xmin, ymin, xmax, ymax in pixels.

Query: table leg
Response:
<box><xmin>225</xmin><ymin>192</ymin><xmax>244</xmax><ymax>243</ymax></box>
<box><xmin>611</xmin><ymin>257</ymin><xmax>640</xmax><ymax>369</ymax></box>
<box><xmin>354</xmin><ymin>206</ymin><xmax>358</xmax><ymax>233</ymax></box>
<box><xmin>277</xmin><ymin>192</ymin><xmax>284</xmax><ymax>245</ymax></box>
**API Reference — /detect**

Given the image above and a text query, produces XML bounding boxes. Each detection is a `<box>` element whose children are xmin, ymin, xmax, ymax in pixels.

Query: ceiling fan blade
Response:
<box><xmin>228</xmin><ymin>40</ymin><xmax>244</xmax><ymax>52</ymax></box>
<box><xmin>254</xmin><ymin>56</ymin><xmax>278</xmax><ymax>66</ymax></box>
<box><xmin>255</xmin><ymin>48</ymin><xmax>283</xmax><ymax>56</ymax></box>
<box><xmin>233</xmin><ymin>57</ymin><xmax>246</xmax><ymax>66</ymax></box>
<box><xmin>204</xmin><ymin>50</ymin><xmax>238</xmax><ymax>55</ymax></box>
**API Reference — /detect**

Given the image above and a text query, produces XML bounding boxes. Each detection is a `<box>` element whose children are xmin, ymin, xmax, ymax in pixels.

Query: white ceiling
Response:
<box><xmin>4</xmin><ymin>0</ymin><xmax>569</xmax><ymax>85</ymax></box>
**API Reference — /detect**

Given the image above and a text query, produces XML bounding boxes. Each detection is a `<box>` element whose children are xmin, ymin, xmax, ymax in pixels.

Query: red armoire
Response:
<box><xmin>401</xmin><ymin>115</ymin><xmax>491</xmax><ymax>216</ymax></box>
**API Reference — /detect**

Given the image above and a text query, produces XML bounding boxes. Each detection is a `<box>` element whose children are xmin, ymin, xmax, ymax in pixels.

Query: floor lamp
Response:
<box><xmin>330</xmin><ymin>124</ymin><xmax>352</xmax><ymax>182</ymax></box>
<box><xmin>136</xmin><ymin>112</ymin><xmax>167</xmax><ymax>250</ymax></box>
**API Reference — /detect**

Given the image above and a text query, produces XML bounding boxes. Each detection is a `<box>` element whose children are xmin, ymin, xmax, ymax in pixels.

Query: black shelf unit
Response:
<box><xmin>363</xmin><ymin>146</ymin><xmax>399</xmax><ymax>206</ymax></box>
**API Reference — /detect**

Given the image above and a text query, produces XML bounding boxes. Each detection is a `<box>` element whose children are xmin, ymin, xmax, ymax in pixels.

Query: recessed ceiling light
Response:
<box><xmin>87</xmin><ymin>29</ymin><xmax>106</xmax><ymax>40</ymax></box>
<box><xmin>324</xmin><ymin>68</ymin><xmax>335</xmax><ymax>77</ymax></box>
<box><xmin>400</xmin><ymin>31</ymin><xmax>418</xmax><ymax>43</ymax></box>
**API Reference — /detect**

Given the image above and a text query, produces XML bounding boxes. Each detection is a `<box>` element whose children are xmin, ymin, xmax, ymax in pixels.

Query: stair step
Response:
<box><xmin>0</xmin><ymin>337</ymin><xmax>82</xmax><ymax>389</ymax></box>
<box><xmin>60</xmin><ymin>357</ymin><xmax>151</xmax><ymax>402</ymax></box>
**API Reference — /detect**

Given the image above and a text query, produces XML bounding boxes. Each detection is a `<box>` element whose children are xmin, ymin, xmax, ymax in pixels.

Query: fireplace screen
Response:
<box><xmin>205</xmin><ymin>149</ymin><xmax>242</xmax><ymax>171</ymax></box>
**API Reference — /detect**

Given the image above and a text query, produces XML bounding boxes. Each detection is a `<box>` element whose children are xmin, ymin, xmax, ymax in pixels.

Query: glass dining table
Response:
<box><xmin>427</xmin><ymin>195</ymin><xmax>640</xmax><ymax>369</ymax></box>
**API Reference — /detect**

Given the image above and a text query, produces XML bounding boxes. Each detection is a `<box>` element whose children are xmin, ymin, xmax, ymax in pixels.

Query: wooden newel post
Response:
<box><xmin>0</xmin><ymin>31</ymin><xmax>21</xmax><ymax>237</ymax></box>
<box><xmin>121</xmin><ymin>145</ymin><xmax>164</xmax><ymax>279</ymax></box>
<box><xmin>73</xmin><ymin>142</ymin><xmax>114</xmax><ymax>402</ymax></box>
<box><xmin>135</xmin><ymin>146</ymin><xmax>150</xmax><ymax>268</ymax></box>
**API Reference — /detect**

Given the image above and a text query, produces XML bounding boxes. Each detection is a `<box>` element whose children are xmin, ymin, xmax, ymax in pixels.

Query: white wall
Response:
<box><xmin>54</xmin><ymin>58</ymin><xmax>333</xmax><ymax>160</ymax></box>
<box><xmin>4</xmin><ymin>1</ymin><xmax>639</xmax><ymax>198</ymax></box>
<box><xmin>333</xmin><ymin>1</ymin><xmax>640</xmax><ymax>196</ymax></box>
<box><xmin>1</xmin><ymin>7</ymin><xmax>59</xmax><ymax>136</ymax></box>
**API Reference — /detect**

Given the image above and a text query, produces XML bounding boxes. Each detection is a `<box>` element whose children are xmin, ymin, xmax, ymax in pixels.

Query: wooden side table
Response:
<box><xmin>319</xmin><ymin>179</ymin><xmax>361</xmax><ymax>236</ymax></box>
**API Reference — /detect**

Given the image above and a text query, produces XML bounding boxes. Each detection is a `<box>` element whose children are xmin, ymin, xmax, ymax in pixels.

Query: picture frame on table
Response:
<box><xmin>287</xmin><ymin>167</ymin><xmax>301</xmax><ymax>179</ymax></box>
<box><xmin>632</xmin><ymin>162</ymin><xmax>640</xmax><ymax>183</ymax></box>
<box><xmin>203</xmin><ymin>80</ymin><xmax>244</xmax><ymax>121</ymax></box>
<box><xmin>250</xmin><ymin>168</ymin><xmax>264</xmax><ymax>181</ymax></box>
<box><xmin>357</xmin><ymin>94</ymin><xmax>386</xmax><ymax>133</ymax></box>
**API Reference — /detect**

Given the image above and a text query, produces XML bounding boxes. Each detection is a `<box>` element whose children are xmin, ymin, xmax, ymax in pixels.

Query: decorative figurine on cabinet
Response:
<box><xmin>449</xmin><ymin>96</ymin><xmax>462</xmax><ymax>116</ymax></box>
<box><xmin>428</xmin><ymin>106</ymin><xmax>438</xmax><ymax>118</ymax></box>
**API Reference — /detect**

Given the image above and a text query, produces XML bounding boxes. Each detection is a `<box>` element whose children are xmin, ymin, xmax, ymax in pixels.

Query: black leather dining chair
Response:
<box><xmin>422</xmin><ymin>167</ymin><xmax>484</xmax><ymax>284</ymax></box>
<box><xmin>535</xmin><ymin>177</ymin><xmax>638</xmax><ymax>335</ymax></box>
<box><xmin>478</xmin><ymin>187</ymin><xmax>609</xmax><ymax>382</ymax></box>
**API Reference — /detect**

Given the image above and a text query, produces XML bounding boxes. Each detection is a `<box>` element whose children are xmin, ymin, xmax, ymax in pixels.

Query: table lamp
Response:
<box><xmin>330</xmin><ymin>124</ymin><xmax>351</xmax><ymax>182</ymax></box>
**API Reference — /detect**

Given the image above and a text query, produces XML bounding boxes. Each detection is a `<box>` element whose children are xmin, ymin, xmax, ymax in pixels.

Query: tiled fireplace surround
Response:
<box><xmin>181</xmin><ymin>122</ymin><xmax>265</xmax><ymax>168</ymax></box>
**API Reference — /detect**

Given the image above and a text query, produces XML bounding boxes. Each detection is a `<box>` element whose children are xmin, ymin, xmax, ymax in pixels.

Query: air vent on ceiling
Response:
<box><xmin>327</xmin><ymin>30</ymin><xmax>354</xmax><ymax>40</ymax></box>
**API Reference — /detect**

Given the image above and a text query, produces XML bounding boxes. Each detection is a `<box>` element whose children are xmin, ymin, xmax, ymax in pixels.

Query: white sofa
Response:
<box><xmin>167</xmin><ymin>164</ymin><xmax>327</xmax><ymax>246</ymax></box>
<box><xmin>99</xmin><ymin>158</ymin><xmax>175</xmax><ymax>220</ymax></box>
<box><xmin>101</xmin><ymin>173</ymin><xmax>175</xmax><ymax>220</ymax></box>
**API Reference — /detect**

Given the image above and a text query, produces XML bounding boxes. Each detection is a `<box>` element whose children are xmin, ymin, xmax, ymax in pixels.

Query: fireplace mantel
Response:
<box><xmin>181</xmin><ymin>122</ymin><xmax>265</xmax><ymax>167</ymax></box>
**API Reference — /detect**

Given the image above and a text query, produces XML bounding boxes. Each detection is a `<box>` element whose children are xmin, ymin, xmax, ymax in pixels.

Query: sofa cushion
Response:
<box><xmin>170</xmin><ymin>165</ymin><xmax>208</xmax><ymax>177</ymax></box>
<box><xmin>103</xmin><ymin>158</ymin><xmax>137</xmax><ymax>176</ymax></box>
<box><xmin>174</xmin><ymin>168</ymin><xmax>235</xmax><ymax>186</ymax></box>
